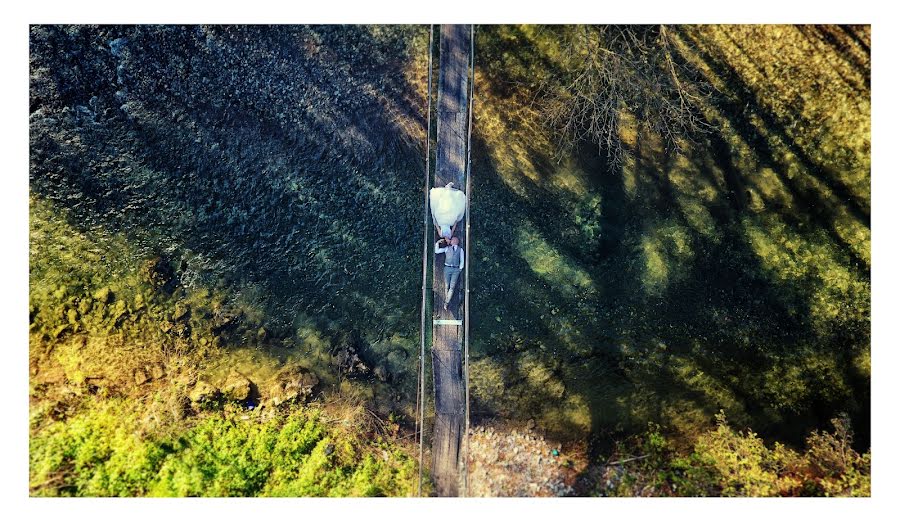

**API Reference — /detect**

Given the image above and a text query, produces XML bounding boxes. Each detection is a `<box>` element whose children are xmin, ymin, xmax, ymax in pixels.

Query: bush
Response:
<box><xmin>803</xmin><ymin>413</ymin><xmax>871</xmax><ymax>497</ymax></box>
<box><xmin>30</xmin><ymin>398</ymin><xmax>419</xmax><ymax>497</ymax></box>
<box><xmin>593</xmin><ymin>411</ymin><xmax>870</xmax><ymax>497</ymax></box>
<box><xmin>30</xmin><ymin>399</ymin><xmax>168</xmax><ymax>496</ymax></box>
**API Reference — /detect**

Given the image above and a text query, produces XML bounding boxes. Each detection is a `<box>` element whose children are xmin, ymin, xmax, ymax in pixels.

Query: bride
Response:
<box><xmin>429</xmin><ymin>181</ymin><xmax>467</xmax><ymax>241</ymax></box>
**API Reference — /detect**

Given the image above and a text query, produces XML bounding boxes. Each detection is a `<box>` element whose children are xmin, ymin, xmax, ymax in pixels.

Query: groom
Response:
<box><xmin>435</xmin><ymin>236</ymin><xmax>465</xmax><ymax>309</ymax></box>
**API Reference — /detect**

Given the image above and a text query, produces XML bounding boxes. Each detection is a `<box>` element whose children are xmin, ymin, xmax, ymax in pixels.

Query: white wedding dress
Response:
<box><xmin>429</xmin><ymin>182</ymin><xmax>467</xmax><ymax>238</ymax></box>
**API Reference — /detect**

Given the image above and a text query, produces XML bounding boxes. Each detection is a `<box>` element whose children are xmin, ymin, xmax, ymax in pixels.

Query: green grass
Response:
<box><xmin>30</xmin><ymin>397</ymin><xmax>420</xmax><ymax>497</ymax></box>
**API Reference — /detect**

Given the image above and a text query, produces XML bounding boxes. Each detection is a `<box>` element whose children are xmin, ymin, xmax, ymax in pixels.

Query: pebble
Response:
<box><xmin>465</xmin><ymin>423</ymin><xmax>575</xmax><ymax>497</ymax></box>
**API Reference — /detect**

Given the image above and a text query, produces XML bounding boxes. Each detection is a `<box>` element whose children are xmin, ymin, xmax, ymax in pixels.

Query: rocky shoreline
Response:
<box><xmin>465</xmin><ymin>421</ymin><xmax>586</xmax><ymax>497</ymax></box>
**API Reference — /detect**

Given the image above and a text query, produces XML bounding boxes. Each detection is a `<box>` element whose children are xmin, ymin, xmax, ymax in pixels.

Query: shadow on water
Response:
<box><xmin>29</xmin><ymin>24</ymin><xmax>437</xmax><ymax>418</ymax></box>
<box><xmin>30</xmin><ymin>24</ymin><xmax>870</xmax><ymax>461</ymax></box>
<box><xmin>469</xmin><ymin>24</ymin><xmax>870</xmax><ymax>459</ymax></box>
<box><xmin>673</xmin><ymin>27</ymin><xmax>870</xmax><ymax>266</ymax></box>
<box><xmin>30</xmin><ymin>25</ymin><xmax>429</xmax><ymax>342</ymax></box>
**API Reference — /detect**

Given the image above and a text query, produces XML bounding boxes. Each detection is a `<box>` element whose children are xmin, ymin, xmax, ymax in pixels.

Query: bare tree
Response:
<box><xmin>533</xmin><ymin>25</ymin><xmax>716</xmax><ymax>168</ymax></box>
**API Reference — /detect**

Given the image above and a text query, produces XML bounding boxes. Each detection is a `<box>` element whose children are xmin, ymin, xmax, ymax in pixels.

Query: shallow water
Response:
<box><xmin>29</xmin><ymin>24</ymin><xmax>870</xmax><ymax>452</ymax></box>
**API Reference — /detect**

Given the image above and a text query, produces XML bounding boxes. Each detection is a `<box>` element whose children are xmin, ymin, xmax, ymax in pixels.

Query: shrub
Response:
<box><xmin>29</xmin><ymin>399</ymin><xmax>167</xmax><ymax>496</ymax></box>
<box><xmin>30</xmin><ymin>398</ymin><xmax>419</xmax><ymax>497</ymax></box>
<box><xmin>593</xmin><ymin>410</ymin><xmax>870</xmax><ymax>497</ymax></box>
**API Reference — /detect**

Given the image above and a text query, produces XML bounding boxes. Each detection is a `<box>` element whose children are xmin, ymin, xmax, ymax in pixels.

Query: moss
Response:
<box><xmin>29</xmin><ymin>398</ymin><xmax>169</xmax><ymax>496</ymax></box>
<box><xmin>517</xmin><ymin>229</ymin><xmax>596</xmax><ymax>298</ymax></box>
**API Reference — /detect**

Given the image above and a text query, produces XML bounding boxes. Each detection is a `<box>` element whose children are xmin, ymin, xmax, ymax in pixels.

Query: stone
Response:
<box><xmin>212</xmin><ymin>309</ymin><xmax>238</xmax><ymax>330</ymax></box>
<box><xmin>221</xmin><ymin>371</ymin><xmax>252</xmax><ymax>402</ymax></box>
<box><xmin>189</xmin><ymin>380</ymin><xmax>219</xmax><ymax>403</ymax></box>
<box><xmin>149</xmin><ymin>363</ymin><xmax>165</xmax><ymax>380</ymax></box>
<box><xmin>266</xmin><ymin>364</ymin><xmax>319</xmax><ymax>406</ymax></box>
<box><xmin>134</xmin><ymin>369</ymin><xmax>149</xmax><ymax>385</ymax></box>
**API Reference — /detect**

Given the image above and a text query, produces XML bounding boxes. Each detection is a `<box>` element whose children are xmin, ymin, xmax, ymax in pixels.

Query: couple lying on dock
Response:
<box><xmin>430</xmin><ymin>182</ymin><xmax>467</xmax><ymax>310</ymax></box>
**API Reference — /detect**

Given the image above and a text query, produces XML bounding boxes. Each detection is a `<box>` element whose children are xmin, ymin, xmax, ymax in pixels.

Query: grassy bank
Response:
<box><xmin>30</xmin><ymin>395</ymin><xmax>420</xmax><ymax>496</ymax></box>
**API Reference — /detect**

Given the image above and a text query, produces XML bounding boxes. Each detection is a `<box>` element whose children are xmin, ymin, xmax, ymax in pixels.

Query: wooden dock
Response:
<box><xmin>429</xmin><ymin>24</ymin><xmax>472</xmax><ymax>497</ymax></box>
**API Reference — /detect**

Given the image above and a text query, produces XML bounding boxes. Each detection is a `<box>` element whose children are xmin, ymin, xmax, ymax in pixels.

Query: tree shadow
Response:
<box><xmin>30</xmin><ymin>24</ymin><xmax>871</xmax><ymax>477</ymax></box>
<box><xmin>469</xmin><ymin>24</ymin><xmax>870</xmax><ymax>467</ymax></box>
<box><xmin>798</xmin><ymin>25</ymin><xmax>870</xmax><ymax>88</ymax></box>
<box><xmin>671</xmin><ymin>27</ymin><xmax>870</xmax><ymax>274</ymax></box>
<box><xmin>29</xmin><ymin>24</ymin><xmax>433</xmax><ymax>413</ymax></box>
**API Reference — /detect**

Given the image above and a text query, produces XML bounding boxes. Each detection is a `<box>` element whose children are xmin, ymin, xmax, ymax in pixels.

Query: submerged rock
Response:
<box><xmin>108</xmin><ymin>37</ymin><xmax>128</xmax><ymax>57</ymax></box>
<box><xmin>331</xmin><ymin>346</ymin><xmax>369</xmax><ymax>376</ymax></box>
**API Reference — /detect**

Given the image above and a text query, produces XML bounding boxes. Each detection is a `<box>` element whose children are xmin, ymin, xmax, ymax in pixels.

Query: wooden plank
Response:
<box><xmin>432</xmin><ymin>347</ymin><xmax>465</xmax><ymax>414</ymax></box>
<box><xmin>430</xmin><ymin>412</ymin><xmax>465</xmax><ymax>496</ymax></box>
<box><xmin>430</xmin><ymin>23</ymin><xmax>471</xmax><ymax>498</ymax></box>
